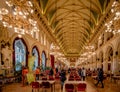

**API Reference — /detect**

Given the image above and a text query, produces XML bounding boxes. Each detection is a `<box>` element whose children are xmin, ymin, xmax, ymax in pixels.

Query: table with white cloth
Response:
<box><xmin>111</xmin><ymin>76</ymin><xmax>120</xmax><ymax>84</ymax></box>
<box><xmin>37</xmin><ymin>80</ymin><xmax>55</xmax><ymax>92</ymax></box>
<box><xmin>63</xmin><ymin>80</ymin><xmax>86</xmax><ymax>92</ymax></box>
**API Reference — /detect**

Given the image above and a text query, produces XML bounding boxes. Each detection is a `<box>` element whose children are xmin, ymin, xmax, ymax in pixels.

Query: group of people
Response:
<box><xmin>22</xmin><ymin>66</ymin><xmax>40</xmax><ymax>86</ymax></box>
<box><xmin>22</xmin><ymin>65</ymin><xmax>104</xmax><ymax>89</ymax></box>
<box><xmin>22</xmin><ymin>67</ymin><xmax>58</xmax><ymax>86</ymax></box>
<box><xmin>78</xmin><ymin>67</ymin><xmax>104</xmax><ymax>88</ymax></box>
<box><xmin>77</xmin><ymin>67</ymin><xmax>104</xmax><ymax>88</ymax></box>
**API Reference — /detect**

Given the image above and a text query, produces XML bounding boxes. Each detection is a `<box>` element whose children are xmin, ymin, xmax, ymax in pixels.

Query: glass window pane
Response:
<box><xmin>15</xmin><ymin>40</ymin><xmax>26</xmax><ymax>71</ymax></box>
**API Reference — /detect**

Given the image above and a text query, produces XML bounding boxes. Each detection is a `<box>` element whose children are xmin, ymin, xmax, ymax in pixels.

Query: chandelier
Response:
<box><xmin>105</xmin><ymin>1</ymin><xmax>120</xmax><ymax>34</ymax></box>
<box><xmin>0</xmin><ymin>0</ymin><xmax>39</xmax><ymax>37</ymax></box>
<box><xmin>79</xmin><ymin>45</ymin><xmax>96</xmax><ymax>63</ymax></box>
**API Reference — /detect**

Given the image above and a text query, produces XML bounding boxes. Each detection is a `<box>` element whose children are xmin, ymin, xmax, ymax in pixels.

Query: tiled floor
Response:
<box><xmin>1</xmin><ymin>77</ymin><xmax>120</xmax><ymax>92</ymax></box>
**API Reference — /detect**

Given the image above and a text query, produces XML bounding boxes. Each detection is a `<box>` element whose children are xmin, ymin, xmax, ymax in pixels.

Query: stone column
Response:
<box><xmin>97</xmin><ymin>61</ymin><xmax>102</xmax><ymax>68</ymax></box>
<box><xmin>112</xmin><ymin>56</ymin><xmax>119</xmax><ymax>75</ymax></box>
<box><xmin>103</xmin><ymin>58</ymin><xmax>108</xmax><ymax>73</ymax></box>
<box><xmin>0</xmin><ymin>44</ymin><xmax>1</xmax><ymax>66</ymax></box>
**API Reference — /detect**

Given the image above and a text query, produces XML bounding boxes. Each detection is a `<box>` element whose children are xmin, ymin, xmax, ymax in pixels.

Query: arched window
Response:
<box><xmin>14</xmin><ymin>39</ymin><xmax>26</xmax><ymax>71</ymax></box>
<box><xmin>42</xmin><ymin>51</ymin><xmax>46</xmax><ymax>70</ymax></box>
<box><xmin>32</xmin><ymin>47</ymin><xmax>39</xmax><ymax>70</ymax></box>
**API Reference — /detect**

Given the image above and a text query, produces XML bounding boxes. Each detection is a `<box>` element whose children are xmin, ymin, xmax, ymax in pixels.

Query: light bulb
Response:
<box><xmin>18</xmin><ymin>34</ymin><xmax>22</xmax><ymax>38</ymax></box>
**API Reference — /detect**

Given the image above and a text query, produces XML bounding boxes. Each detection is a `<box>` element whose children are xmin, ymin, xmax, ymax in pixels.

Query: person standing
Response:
<box><xmin>55</xmin><ymin>67</ymin><xmax>58</xmax><ymax>74</ymax></box>
<box><xmin>60</xmin><ymin>69</ymin><xmax>66</xmax><ymax>89</ymax></box>
<box><xmin>35</xmin><ymin>67</ymin><xmax>40</xmax><ymax>80</ymax></box>
<box><xmin>78</xmin><ymin>68</ymin><xmax>82</xmax><ymax>77</ymax></box>
<box><xmin>81</xmin><ymin>67</ymin><xmax>86</xmax><ymax>81</ymax></box>
<box><xmin>22</xmin><ymin>67</ymin><xmax>28</xmax><ymax>86</ymax></box>
<box><xmin>49</xmin><ymin>68</ymin><xmax>54</xmax><ymax>76</ymax></box>
<box><xmin>95</xmin><ymin>68</ymin><xmax>104</xmax><ymax>88</ymax></box>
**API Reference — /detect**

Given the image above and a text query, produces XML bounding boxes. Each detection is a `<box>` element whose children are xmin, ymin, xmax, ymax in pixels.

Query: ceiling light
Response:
<box><xmin>105</xmin><ymin>1</ymin><xmax>120</xmax><ymax>34</ymax></box>
<box><xmin>0</xmin><ymin>0</ymin><xmax>39</xmax><ymax>37</ymax></box>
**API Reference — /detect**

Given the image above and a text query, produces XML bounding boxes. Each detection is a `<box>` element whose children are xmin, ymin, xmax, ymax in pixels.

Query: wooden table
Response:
<box><xmin>111</xmin><ymin>76</ymin><xmax>120</xmax><ymax>83</ymax></box>
<box><xmin>63</xmin><ymin>80</ymin><xmax>86</xmax><ymax>92</ymax></box>
<box><xmin>0</xmin><ymin>85</ymin><xmax>3</xmax><ymax>92</ymax></box>
<box><xmin>37</xmin><ymin>80</ymin><xmax>55</xmax><ymax>92</ymax></box>
<box><xmin>92</xmin><ymin>75</ymin><xmax>97</xmax><ymax>80</ymax></box>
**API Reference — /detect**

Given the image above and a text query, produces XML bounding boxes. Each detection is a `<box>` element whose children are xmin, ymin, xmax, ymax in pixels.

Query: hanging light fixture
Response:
<box><xmin>0</xmin><ymin>0</ymin><xmax>39</xmax><ymax>37</ymax></box>
<box><xmin>105</xmin><ymin>0</ymin><xmax>120</xmax><ymax>34</ymax></box>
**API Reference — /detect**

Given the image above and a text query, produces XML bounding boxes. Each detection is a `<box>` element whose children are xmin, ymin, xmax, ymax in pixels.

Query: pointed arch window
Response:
<box><xmin>32</xmin><ymin>47</ymin><xmax>39</xmax><ymax>70</ymax></box>
<box><xmin>14</xmin><ymin>39</ymin><xmax>26</xmax><ymax>71</ymax></box>
<box><xmin>42</xmin><ymin>51</ymin><xmax>46</xmax><ymax>70</ymax></box>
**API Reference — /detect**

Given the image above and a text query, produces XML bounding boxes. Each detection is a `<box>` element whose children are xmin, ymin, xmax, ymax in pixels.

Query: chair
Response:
<box><xmin>76</xmin><ymin>83</ymin><xmax>86</xmax><ymax>92</ymax></box>
<box><xmin>68</xmin><ymin>78</ymin><xmax>74</xmax><ymax>81</ymax></box>
<box><xmin>31</xmin><ymin>82</ymin><xmax>41</xmax><ymax>92</ymax></box>
<box><xmin>42</xmin><ymin>77</ymin><xmax>47</xmax><ymax>80</ymax></box>
<box><xmin>65</xmin><ymin>84</ymin><xmax>74</xmax><ymax>92</ymax></box>
<box><xmin>69</xmin><ymin>75</ymin><xmax>74</xmax><ymax>78</ymax></box>
<box><xmin>55</xmin><ymin>74</ymin><xmax>60</xmax><ymax>81</ymax></box>
<box><xmin>0</xmin><ymin>80</ymin><xmax>3</xmax><ymax>92</ymax></box>
<box><xmin>75</xmin><ymin>78</ymin><xmax>81</xmax><ymax>81</ymax></box>
<box><xmin>42</xmin><ymin>81</ymin><xmax>51</xmax><ymax>92</ymax></box>
<box><xmin>49</xmin><ymin>76</ymin><xmax>54</xmax><ymax>80</ymax></box>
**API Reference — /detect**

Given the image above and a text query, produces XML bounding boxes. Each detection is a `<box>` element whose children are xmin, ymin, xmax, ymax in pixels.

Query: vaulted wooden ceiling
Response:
<box><xmin>36</xmin><ymin>0</ymin><xmax>111</xmax><ymax>57</ymax></box>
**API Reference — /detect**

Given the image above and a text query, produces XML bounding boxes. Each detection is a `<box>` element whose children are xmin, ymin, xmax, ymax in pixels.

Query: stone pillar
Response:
<box><xmin>112</xmin><ymin>56</ymin><xmax>119</xmax><ymax>75</ymax></box>
<box><xmin>0</xmin><ymin>45</ymin><xmax>1</xmax><ymax>66</ymax></box>
<box><xmin>111</xmin><ymin>61</ymin><xmax>114</xmax><ymax>74</ymax></box>
<box><xmin>103</xmin><ymin>58</ymin><xmax>108</xmax><ymax>73</ymax></box>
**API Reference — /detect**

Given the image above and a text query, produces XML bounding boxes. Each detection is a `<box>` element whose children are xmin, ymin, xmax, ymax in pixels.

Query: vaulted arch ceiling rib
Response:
<box><xmin>37</xmin><ymin>0</ymin><xmax>111</xmax><ymax>57</ymax></box>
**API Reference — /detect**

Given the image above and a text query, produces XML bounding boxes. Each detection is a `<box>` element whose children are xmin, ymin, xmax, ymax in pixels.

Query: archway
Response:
<box><xmin>13</xmin><ymin>38</ymin><xmax>28</xmax><ymax>71</ymax></box>
<box><xmin>117</xmin><ymin>46</ymin><xmax>120</xmax><ymax>58</ymax></box>
<box><xmin>41</xmin><ymin>51</ymin><xmax>46</xmax><ymax>70</ymax></box>
<box><xmin>93</xmin><ymin>54</ymin><xmax>97</xmax><ymax>69</ymax></box>
<box><xmin>106</xmin><ymin>46</ymin><xmax>113</xmax><ymax>74</ymax></box>
<box><xmin>97</xmin><ymin>51</ymin><xmax>103</xmax><ymax>69</ymax></box>
<box><xmin>32</xmin><ymin>46</ymin><xmax>40</xmax><ymax>70</ymax></box>
<box><xmin>116</xmin><ymin>42</ymin><xmax>120</xmax><ymax>74</ymax></box>
<box><xmin>99</xmin><ymin>51</ymin><xmax>103</xmax><ymax>69</ymax></box>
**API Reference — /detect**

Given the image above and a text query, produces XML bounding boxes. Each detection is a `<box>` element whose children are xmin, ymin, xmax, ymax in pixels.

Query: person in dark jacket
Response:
<box><xmin>55</xmin><ymin>68</ymin><xmax>58</xmax><ymax>73</ymax></box>
<box><xmin>49</xmin><ymin>68</ymin><xmax>54</xmax><ymax>76</ymax></box>
<box><xmin>95</xmin><ymin>68</ymin><xmax>104</xmax><ymax>88</ymax></box>
<box><xmin>60</xmin><ymin>69</ymin><xmax>66</xmax><ymax>89</ymax></box>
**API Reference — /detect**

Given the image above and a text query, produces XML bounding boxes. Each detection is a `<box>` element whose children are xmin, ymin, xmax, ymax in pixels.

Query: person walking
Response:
<box><xmin>60</xmin><ymin>69</ymin><xmax>66</xmax><ymax>90</ymax></box>
<box><xmin>95</xmin><ymin>68</ymin><xmax>104</xmax><ymax>88</ymax></box>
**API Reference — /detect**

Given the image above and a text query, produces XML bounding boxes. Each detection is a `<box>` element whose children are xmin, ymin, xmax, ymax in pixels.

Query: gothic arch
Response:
<box><xmin>96</xmin><ymin>51</ymin><xmax>103</xmax><ymax>69</ymax></box>
<box><xmin>41</xmin><ymin>50</ymin><xmax>47</xmax><ymax>70</ymax></box>
<box><xmin>98</xmin><ymin>51</ymin><xmax>103</xmax><ymax>62</ymax></box>
<box><xmin>105</xmin><ymin>46</ymin><xmax>113</xmax><ymax>62</ymax></box>
<box><xmin>11</xmin><ymin>34</ymin><xmax>30</xmax><ymax>51</ymax></box>
<box><xmin>32</xmin><ymin>46</ymin><xmax>40</xmax><ymax>69</ymax></box>
<box><xmin>114</xmin><ymin>37</ymin><xmax>120</xmax><ymax>74</ymax></box>
<box><xmin>13</xmin><ymin>37</ymin><xmax>28</xmax><ymax>70</ymax></box>
<box><xmin>116</xmin><ymin>37</ymin><xmax>120</xmax><ymax>58</ymax></box>
<box><xmin>105</xmin><ymin>46</ymin><xmax>114</xmax><ymax>72</ymax></box>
